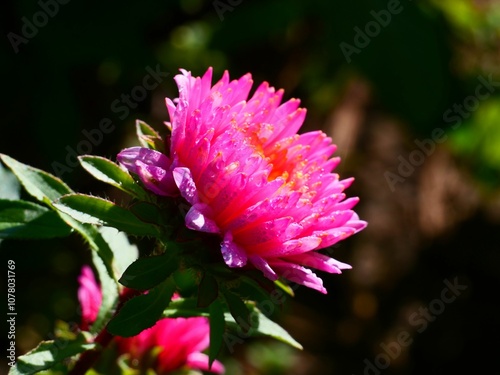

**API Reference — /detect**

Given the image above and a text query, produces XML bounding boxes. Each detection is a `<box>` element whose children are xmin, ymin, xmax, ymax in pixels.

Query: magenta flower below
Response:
<box><xmin>78</xmin><ymin>265</ymin><xmax>102</xmax><ymax>331</ymax></box>
<box><xmin>118</xmin><ymin>67</ymin><xmax>367</xmax><ymax>293</ymax></box>
<box><xmin>116</xmin><ymin>316</ymin><xmax>224</xmax><ymax>374</ymax></box>
<box><xmin>77</xmin><ymin>267</ymin><xmax>225</xmax><ymax>374</ymax></box>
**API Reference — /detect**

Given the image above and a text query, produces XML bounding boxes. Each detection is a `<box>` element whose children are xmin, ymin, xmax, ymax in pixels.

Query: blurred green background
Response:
<box><xmin>1</xmin><ymin>0</ymin><xmax>500</xmax><ymax>374</ymax></box>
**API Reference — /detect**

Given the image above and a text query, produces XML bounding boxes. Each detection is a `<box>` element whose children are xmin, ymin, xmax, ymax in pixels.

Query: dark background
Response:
<box><xmin>1</xmin><ymin>0</ymin><xmax>500</xmax><ymax>374</ymax></box>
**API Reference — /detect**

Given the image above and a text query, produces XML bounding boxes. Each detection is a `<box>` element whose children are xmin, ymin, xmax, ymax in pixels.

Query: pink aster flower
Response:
<box><xmin>118</xmin><ymin>67</ymin><xmax>367</xmax><ymax>293</ymax></box>
<box><xmin>77</xmin><ymin>267</ymin><xmax>224</xmax><ymax>374</ymax></box>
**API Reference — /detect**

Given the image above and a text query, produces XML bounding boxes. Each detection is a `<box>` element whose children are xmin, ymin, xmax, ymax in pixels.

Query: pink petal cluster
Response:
<box><xmin>118</xmin><ymin>67</ymin><xmax>367</xmax><ymax>293</ymax></box>
<box><xmin>77</xmin><ymin>266</ymin><xmax>224</xmax><ymax>374</ymax></box>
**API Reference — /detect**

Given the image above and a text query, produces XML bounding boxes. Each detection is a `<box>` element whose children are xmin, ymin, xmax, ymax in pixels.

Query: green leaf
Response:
<box><xmin>0</xmin><ymin>154</ymin><xmax>72</xmax><ymax>205</ymax></box>
<box><xmin>60</xmin><ymin>217</ymin><xmax>116</xmax><ymax>281</ymax></box>
<box><xmin>252</xmin><ymin>309</ymin><xmax>302</xmax><ymax>350</ymax></box>
<box><xmin>0</xmin><ymin>130</ymin><xmax>116</xmax><ymax>286</ymax></box>
<box><xmin>119</xmin><ymin>250</ymin><xmax>179</xmax><ymax>290</ymax></box>
<box><xmin>173</xmin><ymin>268</ymin><xmax>199</xmax><ymax>296</ymax></box>
<box><xmin>129</xmin><ymin>201</ymin><xmax>165</xmax><ymax>226</ymax></box>
<box><xmin>226</xmin><ymin>306</ymin><xmax>303</xmax><ymax>350</ymax></box>
<box><xmin>197</xmin><ymin>273</ymin><xmax>219</xmax><ymax>308</ymax></box>
<box><xmin>54</xmin><ymin>194</ymin><xmax>159</xmax><ymax>236</ymax></box>
<box><xmin>0</xmin><ymin>199</ymin><xmax>72</xmax><ymax>239</ymax></box>
<box><xmin>209</xmin><ymin>299</ymin><xmax>225</xmax><ymax>367</ymax></box>
<box><xmin>88</xmin><ymin>227</ymin><xmax>140</xmax><ymax>334</ymax></box>
<box><xmin>163</xmin><ymin>298</ymin><xmax>302</xmax><ymax>350</ymax></box>
<box><xmin>90</xmin><ymin>251</ymin><xmax>119</xmax><ymax>335</ymax></box>
<box><xmin>107</xmin><ymin>277</ymin><xmax>176</xmax><ymax>337</ymax></box>
<box><xmin>136</xmin><ymin>120</ymin><xmax>164</xmax><ymax>152</ymax></box>
<box><xmin>0</xmin><ymin>163</ymin><xmax>20</xmax><ymax>200</ymax></box>
<box><xmin>222</xmin><ymin>289</ymin><xmax>252</xmax><ymax>334</ymax></box>
<box><xmin>162</xmin><ymin>297</ymin><xmax>209</xmax><ymax>318</ymax></box>
<box><xmin>9</xmin><ymin>333</ymin><xmax>96</xmax><ymax>375</ymax></box>
<box><xmin>78</xmin><ymin>155</ymin><xmax>147</xmax><ymax>199</ymax></box>
<box><xmin>99</xmin><ymin>227</ymin><xmax>139</xmax><ymax>280</ymax></box>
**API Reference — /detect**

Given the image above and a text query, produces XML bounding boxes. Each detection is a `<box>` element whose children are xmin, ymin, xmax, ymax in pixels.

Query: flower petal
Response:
<box><xmin>172</xmin><ymin>167</ymin><xmax>199</xmax><ymax>205</ymax></box>
<box><xmin>185</xmin><ymin>203</ymin><xmax>220</xmax><ymax>233</ymax></box>
<box><xmin>272</xmin><ymin>262</ymin><xmax>327</xmax><ymax>294</ymax></box>
<box><xmin>281</xmin><ymin>236</ymin><xmax>322</xmax><ymax>256</ymax></box>
<box><xmin>286</xmin><ymin>252</ymin><xmax>351</xmax><ymax>274</ymax></box>
<box><xmin>117</xmin><ymin>147</ymin><xmax>171</xmax><ymax>173</ymax></box>
<box><xmin>221</xmin><ymin>231</ymin><xmax>247</xmax><ymax>268</ymax></box>
<box><xmin>249</xmin><ymin>255</ymin><xmax>278</xmax><ymax>280</ymax></box>
<box><xmin>135</xmin><ymin>161</ymin><xmax>178</xmax><ymax>196</ymax></box>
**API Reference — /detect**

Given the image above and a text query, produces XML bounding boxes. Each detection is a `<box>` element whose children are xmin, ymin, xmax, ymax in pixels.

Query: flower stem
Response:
<box><xmin>69</xmin><ymin>288</ymin><xmax>141</xmax><ymax>375</ymax></box>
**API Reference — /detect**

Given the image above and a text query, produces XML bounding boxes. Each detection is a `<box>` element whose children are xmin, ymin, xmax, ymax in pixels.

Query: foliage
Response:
<box><xmin>1</xmin><ymin>123</ymin><xmax>301</xmax><ymax>374</ymax></box>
